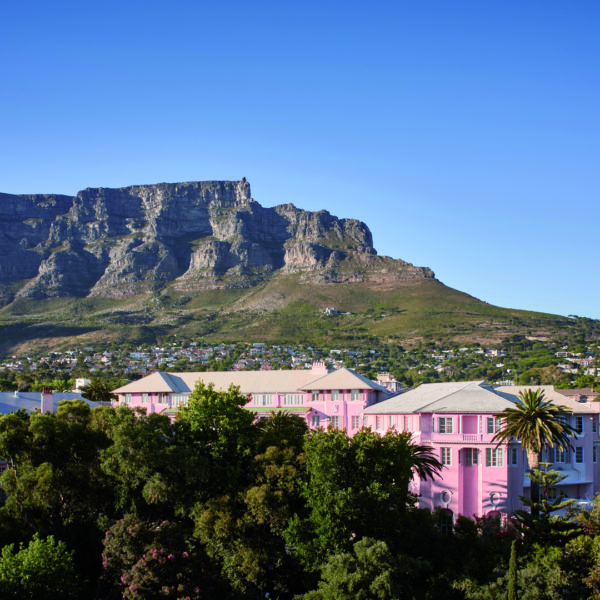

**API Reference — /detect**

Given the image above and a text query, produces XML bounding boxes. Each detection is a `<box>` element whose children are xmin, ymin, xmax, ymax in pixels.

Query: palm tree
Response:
<box><xmin>492</xmin><ymin>388</ymin><xmax>576</xmax><ymax>515</ymax></box>
<box><xmin>408</xmin><ymin>441</ymin><xmax>443</xmax><ymax>481</ymax></box>
<box><xmin>80</xmin><ymin>378</ymin><xmax>116</xmax><ymax>405</ymax></box>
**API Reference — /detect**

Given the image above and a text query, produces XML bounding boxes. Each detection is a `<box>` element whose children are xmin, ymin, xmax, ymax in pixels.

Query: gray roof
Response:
<box><xmin>364</xmin><ymin>381</ymin><xmax>515</xmax><ymax>414</ymax></box>
<box><xmin>495</xmin><ymin>385</ymin><xmax>599</xmax><ymax>414</ymax></box>
<box><xmin>0</xmin><ymin>392</ymin><xmax>96</xmax><ymax>415</ymax></box>
<box><xmin>113</xmin><ymin>367</ymin><xmax>388</xmax><ymax>396</ymax></box>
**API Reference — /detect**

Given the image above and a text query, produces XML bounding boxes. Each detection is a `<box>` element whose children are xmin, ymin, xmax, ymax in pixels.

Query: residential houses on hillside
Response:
<box><xmin>113</xmin><ymin>366</ymin><xmax>600</xmax><ymax>523</ymax></box>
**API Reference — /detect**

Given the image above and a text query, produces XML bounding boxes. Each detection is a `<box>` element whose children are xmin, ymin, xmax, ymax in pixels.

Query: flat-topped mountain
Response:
<box><xmin>0</xmin><ymin>179</ymin><xmax>432</xmax><ymax>301</ymax></box>
<box><xmin>0</xmin><ymin>179</ymin><xmax>596</xmax><ymax>353</ymax></box>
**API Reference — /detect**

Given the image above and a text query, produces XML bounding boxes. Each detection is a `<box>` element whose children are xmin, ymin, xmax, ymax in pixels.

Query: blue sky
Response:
<box><xmin>2</xmin><ymin>1</ymin><xmax>599</xmax><ymax>319</ymax></box>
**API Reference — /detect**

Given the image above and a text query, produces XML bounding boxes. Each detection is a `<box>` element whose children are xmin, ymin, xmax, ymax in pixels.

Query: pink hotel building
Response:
<box><xmin>114</xmin><ymin>366</ymin><xmax>600</xmax><ymax>521</ymax></box>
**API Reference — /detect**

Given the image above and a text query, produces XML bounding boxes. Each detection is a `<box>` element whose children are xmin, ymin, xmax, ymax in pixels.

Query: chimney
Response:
<box><xmin>41</xmin><ymin>391</ymin><xmax>54</xmax><ymax>414</ymax></box>
<box><xmin>311</xmin><ymin>361</ymin><xmax>328</xmax><ymax>374</ymax></box>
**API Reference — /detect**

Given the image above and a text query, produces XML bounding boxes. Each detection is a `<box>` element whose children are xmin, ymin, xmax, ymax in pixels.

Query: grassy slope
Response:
<box><xmin>0</xmin><ymin>275</ymin><xmax>592</xmax><ymax>355</ymax></box>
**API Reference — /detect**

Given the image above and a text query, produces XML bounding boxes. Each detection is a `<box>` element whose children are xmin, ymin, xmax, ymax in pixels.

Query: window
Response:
<box><xmin>351</xmin><ymin>389</ymin><xmax>360</xmax><ymax>401</ymax></box>
<box><xmin>388</xmin><ymin>415</ymin><xmax>395</xmax><ymax>428</ymax></box>
<box><xmin>440</xmin><ymin>447</ymin><xmax>452</xmax><ymax>466</ymax></box>
<box><xmin>312</xmin><ymin>391</ymin><xmax>320</xmax><ymax>402</ymax></box>
<box><xmin>284</xmin><ymin>394</ymin><xmax>301</xmax><ymax>406</ymax></box>
<box><xmin>510</xmin><ymin>447</ymin><xmax>518</xmax><ymax>466</ymax></box>
<box><xmin>261</xmin><ymin>394</ymin><xmax>272</xmax><ymax>406</ymax></box>
<box><xmin>331</xmin><ymin>416</ymin><xmax>340</xmax><ymax>429</ymax></box>
<box><xmin>331</xmin><ymin>390</ymin><xmax>339</xmax><ymax>401</ymax></box>
<box><xmin>142</xmin><ymin>393</ymin><xmax>148</xmax><ymax>404</ymax></box>
<box><xmin>593</xmin><ymin>418</ymin><xmax>597</xmax><ymax>433</ymax></box>
<box><xmin>351</xmin><ymin>415</ymin><xmax>360</xmax><ymax>430</ymax></box>
<box><xmin>403</xmin><ymin>416</ymin><xmax>410</xmax><ymax>431</ymax></box>
<box><xmin>172</xmin><ymin>394</ymin><xmax>189</xmax><ymax>408</ymax></box>
<box><xmin>486</xmin><ymin>448</ymin><xmax>503</xmax><ymax>467</ymax></box>
<box><xmin>594</xmin><ymin>446</ymin><xmax>598</xmax><ymax>463</ymax></box>
<box><xmin>487</xmin><ymin>417</ymin><xmax>501</xmax><ymax>434</ymax></box>
<box><xmin>375</xmin><ymin>416</ymin><xmax>384</xmax><ymax>430</ymax></box>
<box><xmin>125</xmin><ymin>393</ymin><xmax>131</xmax><ymax>404</ymax></box>
<box><xmin>576</xmin><ymin>416</ymin><xmax>584</xmax><ymax>434</ymax></box>
<box><xmin>439</xmin><ymin>417</ymin><xmax>453</xmax><ymax>434</ymax></box>
<box><xmin>311</xmin><ymin>414</ymin><xmax>320</xmax><ymax>427</ymax></box>
<box><xmin>439</xmin><ymin>509</ymin><xmax>453</xmax><ymax>535</ymax></box>
<box><xmin>463</xmin><ymin>448</ymin><xmax>478</xmax><ymax>466</ymax></box>
<box><xmin>552</xmin><ymin>449</ymin><xmax>568</xmax><ymax>464</ymax></box>
<box><xmin>576</xmin><ymin>447</ymin><xmax>584</xmax><ymax>464</ymax></box>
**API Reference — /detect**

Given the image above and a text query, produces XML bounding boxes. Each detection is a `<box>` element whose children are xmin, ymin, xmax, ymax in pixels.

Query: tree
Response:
<box><xmin>492</xmin><ymin>389</ymin><xmax>575</xmax><ymax>515</ymax></box>
<box><xmin>514</xmin><ymin>466</ymin><xmax>579</xmax><ymax>546</ymax></box>
<box><xmin>99</xmin><ymin>515</ymin><xmax>225</xmax><ymax>600</ymax></box>
<box><xmin>507</xmin><ymin>540</ymin><xmax>517</xmax><ymax>600</ymax></box>
<box><xmin>286</xmin><ymin>427</ymin><xmax>441</xmax><ymax>573</ymax></box>
<box><xmin>99</xmin><ymin>406</ymin><xmax>179</xmax><ymax>517</ymax></box>
<box><xmin>193</xmin><ymin>414</ymin><xmax>308</xmax><ymax>597</ymax></box>
<box><xmin>0</xmin><ymin>533</ymin><xmax>81</xmax><ymax>599</ymax></box>
<box><xmin>177</xmin><ymin>382</ymin><xmax>256</xmax><ymax>501</ymax></box>
<box><xmin>301</xmin><ymin>537</ymin><xmax>430</xmax><ymax>600</ymax></box>
<box><xmin>81</xmin><ymin>377</ymin><xmax>117</xmax><ymax>404</ymax></box>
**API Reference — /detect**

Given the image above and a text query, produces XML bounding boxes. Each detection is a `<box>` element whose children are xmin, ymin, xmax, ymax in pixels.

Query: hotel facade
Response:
<box><xmin>113</xmin><ymin>369</ymin><xmax>600</xmax><ymax>521</ymax></box>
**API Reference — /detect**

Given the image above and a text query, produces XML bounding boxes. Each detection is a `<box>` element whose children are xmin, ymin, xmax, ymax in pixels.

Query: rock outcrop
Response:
<box><xmin>0</xmin><ymin>179</ymin><xmax>434</xmax><ymax>300</ymax></box>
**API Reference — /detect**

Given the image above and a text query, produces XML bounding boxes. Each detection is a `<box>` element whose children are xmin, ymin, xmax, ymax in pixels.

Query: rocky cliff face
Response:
<box><xmin>0</xmin><ymin>179</ymin><xmax>434</xmax><ymax>300</ymax></box>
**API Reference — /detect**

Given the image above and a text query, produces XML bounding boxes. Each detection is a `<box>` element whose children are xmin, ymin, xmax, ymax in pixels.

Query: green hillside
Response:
<box><xmin>0</xmin><ymin>275</ymin><xmax>596</xmax><ymax>355</ymax></box>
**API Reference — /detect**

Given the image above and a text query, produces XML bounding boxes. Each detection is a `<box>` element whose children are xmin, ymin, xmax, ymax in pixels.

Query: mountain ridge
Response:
<box><xmin>1</xmin><ymin>178</ymin><xmax>598</xmax><ymax>354</ymax></box>
<box><xmin>0</xmin><ymin>178</ymin><xmax>433</xmax><ymax>302</ymax></box>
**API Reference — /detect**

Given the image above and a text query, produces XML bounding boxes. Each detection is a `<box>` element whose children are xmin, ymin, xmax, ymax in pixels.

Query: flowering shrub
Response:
<box><xmin>99</xmin><ymin>516</ymin><xmax>225</xmax><ymax>600</ymax></box>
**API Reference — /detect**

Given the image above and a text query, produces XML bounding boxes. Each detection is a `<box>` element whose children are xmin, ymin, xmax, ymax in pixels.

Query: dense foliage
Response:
<box><xmin>1</xmin><ymin>385</ymin><xmax>600</xmax><ymax>598</ymax></box>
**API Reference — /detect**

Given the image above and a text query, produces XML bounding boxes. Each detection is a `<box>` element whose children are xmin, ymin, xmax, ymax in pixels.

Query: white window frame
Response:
<box><xmin>312</xmin><ymin>391</ymin><xmax>320</xmax><ymax>402</ymax></box>
<box><xmin>487</xmin><ymin>417</ymin><xmax>501</xmax><ymax>434</ymax></box>
<box><xmin>486</xmin><ymin>448</ymin><xmax>503</xmax><ymax>467</ymax></box>
<box><xmin>331</xmin><ymin>390</ymin><xmax>339</xmax><ymax>401</ymax></box>
<box><xmin>440</xmin><ymin>447</ymin><xmax>452</xmax><ymax>466</ymax></box>
<box><xmin>439</xmin><ymin>417</ymin><xmax>453</xmax><ymax>434</ymax></box>
<box><xmin>311</xmin><ymin>414</ymin><xmax>320</xmax><ymax>427</ymax></box>
<box><xmin>553</xmin><ymin>449</ymin><xmax>568</xmax><ymax>464</ymax></box>
<box><xmin>331</xmin><ymin>416</ymin><xmax>340</xmax><ymax>429</ymax></box>
<box><xmin>351</xmin><ymin>415</ymin><xmax>360</xmax><ymax>430</ymax></box>
<box><xmin>351</xmin><ymin>389</ymin><xmax>360</xmax><ymax>401</ymax></box>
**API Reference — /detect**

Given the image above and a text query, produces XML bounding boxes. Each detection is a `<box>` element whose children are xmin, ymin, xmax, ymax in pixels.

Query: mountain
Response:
<box><xmin>0</xmin><ymin>179</ymin><xmax>597</xmax><ymax>353</ymax></box>
<box><xmin>0</xmin><ymin>179</ymin><xmax>432</xmax><ymax>301</ymax></box>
